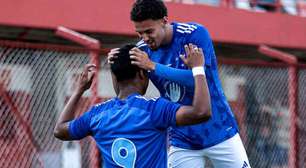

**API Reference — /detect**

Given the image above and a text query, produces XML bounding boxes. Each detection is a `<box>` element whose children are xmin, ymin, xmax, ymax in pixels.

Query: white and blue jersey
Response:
<box><xmin>137</xmin><ymin>22</ymin><xmax>239</xmax><ymax>149</ymax></box>
<box><xmin>68</xmin><ymin>93</ymin><xmax>180</xmax><ymax>168</ymax></box>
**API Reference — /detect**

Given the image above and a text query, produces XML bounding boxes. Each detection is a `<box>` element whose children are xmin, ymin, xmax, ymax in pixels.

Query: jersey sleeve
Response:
<box><xmin>68</xmin><ymin>107</ymin><xmax>95</xmax><ymax>140</ymax></box>
<box><xmin>152</xmin><ymin>24</ymin><xmax>214</xmax><ymax>88</ymax></box>
<box><xmin>154</xmin><ymin>63</ymin><xmax>194</xmax><ymax>88</ymax></box>
<box><xmin>187</xmin><ymin>25</ymin><xmax>214</xmax><ymax>67</ymax></box>
<box><xmin>149</xmin><ymin>98</ymin><xmax>181</xmax><ymax>130</ymax></box>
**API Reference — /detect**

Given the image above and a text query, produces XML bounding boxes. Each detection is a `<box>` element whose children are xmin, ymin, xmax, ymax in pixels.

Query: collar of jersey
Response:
<box><xmin>115</xmin><ymin>92</ymin><xmax>141</xmax><ymax>101</ymax></box>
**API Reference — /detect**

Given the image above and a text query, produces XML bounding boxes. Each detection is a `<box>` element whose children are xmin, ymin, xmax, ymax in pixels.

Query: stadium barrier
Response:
<box><xmin>0</xmin><ymin>40</ymin><xmax>101</xmax><ymax>168</ymax></box>
<box><xmin>218</xmin><ymin>56</ymin><xmax>305</xmax><ymax>168</ymax></box>
<box><xmin>0</xmin><ymin>39</ymin><xmax>305</xmax><ymax>167</ymax></box>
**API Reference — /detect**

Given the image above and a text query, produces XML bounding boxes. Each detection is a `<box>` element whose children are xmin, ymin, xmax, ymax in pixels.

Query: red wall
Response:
<box><xmin>0</xmin><ymin>0</ymin><xmax>306</xmax><ymax>49</ymax></box>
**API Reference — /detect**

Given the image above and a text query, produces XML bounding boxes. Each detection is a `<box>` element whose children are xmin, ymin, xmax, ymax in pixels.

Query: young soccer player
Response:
<box><xmin>54</xmin><ymin>44</ymin><xmax>211</xmax><ymax>167</ymax></box>
<box><xmin>108</xmin><ymin>0</ymin><xmax>250</xmax><ymax>167</ymax></box>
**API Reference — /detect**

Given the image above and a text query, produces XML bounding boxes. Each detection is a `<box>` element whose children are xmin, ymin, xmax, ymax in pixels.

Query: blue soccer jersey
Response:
<box><xmin>68</xmin><ymin>93</ymin><xmax>180</xmax><ymax>168</ymax></box>
<box><xmin>137</xmin><ymin>22</ymin><xmax>239</xmax><ymax>149</ymax></box>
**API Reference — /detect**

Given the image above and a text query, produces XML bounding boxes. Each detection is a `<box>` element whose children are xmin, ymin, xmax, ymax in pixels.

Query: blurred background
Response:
<box><xmin>0</xmin><ymin>0</ymin><xmax>306</xmax><ymax>167</ymax></box>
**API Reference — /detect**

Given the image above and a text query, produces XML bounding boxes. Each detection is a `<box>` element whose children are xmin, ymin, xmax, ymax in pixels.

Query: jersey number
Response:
<box><xmin>111</xmin><ymin>138</ymin><xmax>137</xmax><ymax>168</ymax></box>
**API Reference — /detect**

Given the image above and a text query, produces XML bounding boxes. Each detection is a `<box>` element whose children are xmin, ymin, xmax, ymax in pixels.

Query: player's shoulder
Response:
<box><xmin>173</xmin><ymin>22</ymin><xmax>207</xmax><ymax>37</ymax></box>
<box><xmin>136</xmin><ymin>40</ymin><xmax>149</xmax><ymax>51</ymax></box>
<box><xmin>93</xmin><ymin>98</ymin><xmax>116</xmax><ymax>111</ymax></box>
<box><xmin>126</xmin><ymin>95</ymin><xmax>160</xmax><ymax>112</ymax></box>
<box><xmin>134</xmin><ymin>95</ymin><xmax>175</xmax><ymax>108</ymax></box>
<box><xmin>174</xmin><ymin>22</ymin><xmax>207</xmax><ymax>35</ymax></box>
<box><xmin>175</xmin><ymin>22</ymin><xmax>198</xmax><ymax>34</ymax></box>
<box><xmin>131</xmin><ymin>95</ymin><xmax>174</xmax><ymax>114</ymax></box>
<box><xmin>136</xmin><ymin>40</ymin><xmax>147</xmax><ymax>48</ymax></box>
<box><xmin>133</xmin><ymin>95</ymin><xmax>160</xmax><ymax>103</ymax></box>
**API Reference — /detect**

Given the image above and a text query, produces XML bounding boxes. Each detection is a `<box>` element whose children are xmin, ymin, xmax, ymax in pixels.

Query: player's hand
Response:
<box><xmin>180</xmin><ymin>44</ymin><xmax>205</xmax><ymax>68</ymax></box>
<box><xmin>107</xmin><ymin>48</ymin><xmax>120</xmax><ymax>64</ymax></box>
<box><xmin>76</xmin><ymin>64</ymin><xmax>96</xmax><ymax>93</ymax></box>
<box><xmin>129</xmin><ymin>47</ymin><xmax>156</xmax><ymax>71</ymax></box>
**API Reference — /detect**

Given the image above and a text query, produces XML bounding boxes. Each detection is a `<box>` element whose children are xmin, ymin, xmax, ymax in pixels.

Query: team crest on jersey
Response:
<box><xmin>164</xmin><ymin>82</ymin><xmax>186</xmax><ymax>102</ymax></box>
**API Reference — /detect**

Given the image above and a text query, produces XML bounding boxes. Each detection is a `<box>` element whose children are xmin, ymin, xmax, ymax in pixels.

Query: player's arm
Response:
<box><xmin>129</xmin><ymin>26</ymin><xmax>213</xmax><ymax>88</ymax></box>
<box><xmin>128</xmin><ymin>47</ymin><xmax>193</xmax><ymax>88</ymax></box>
<box><xmin>150</xmin><ymin>44</ymin><xmax>211</xmax><ymax>128</ymax></box>
<box><xmin>175</xmin><ymin>44</ymin><xmax>211</xmax><ymax>126</ymax></box>
<box><xmin>53</xmin><ymin>64</ymin><xmax>96</xmax><ymax>141</ymax></box>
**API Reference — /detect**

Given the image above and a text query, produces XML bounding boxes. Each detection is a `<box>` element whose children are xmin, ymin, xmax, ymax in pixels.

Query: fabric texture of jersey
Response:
<box><xmin>137</xmin><ymin>22</ymin><xmax>239</xmax><ymax>149</ymax></box>
<box><xmin>69</xmin><ymin>93</ymin><xmax>180</xmax><ymax>168</ymax></box>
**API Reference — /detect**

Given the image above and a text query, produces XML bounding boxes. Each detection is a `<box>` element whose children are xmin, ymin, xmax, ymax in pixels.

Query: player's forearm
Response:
<box><xmin>175</xmin><ymin>74</ymin><xmax>211</xmax><ymax>126</ymax></box>
<box><xmin>192</xmin><ymin>74</ymin><xmax>211</xmax><ymax>122</ymax></box>
<box><xmin>58</xmin><ymin>90</ymin><xmax>83</xmax><ymax>123</ymax></box>
<box><xmin>154</xmin><ymin>63</ymin><xmax>194</xmax><ymax>88</ymax></box>
<box><xmin>54</xmin><ymin>89</ymin><xmax>84</xmax><ymax>139</ymax></box>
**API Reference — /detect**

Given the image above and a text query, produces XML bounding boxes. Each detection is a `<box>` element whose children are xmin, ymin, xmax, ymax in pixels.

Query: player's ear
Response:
<box><xmin>163</xmin><ymin>16</ymin><xmax>168</xmax><ymax>24</ymax></box>
<box><xmin>162</xmin><ymin>16</ymin><xmax>168</xmax><ymax>25</ymax></box>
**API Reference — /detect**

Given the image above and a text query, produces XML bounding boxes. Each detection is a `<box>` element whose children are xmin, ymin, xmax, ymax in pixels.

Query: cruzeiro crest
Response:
<box><xmin>164</xmin><ymin>81</ymin><xmax>186</xmax><ymax>102</ymax></box>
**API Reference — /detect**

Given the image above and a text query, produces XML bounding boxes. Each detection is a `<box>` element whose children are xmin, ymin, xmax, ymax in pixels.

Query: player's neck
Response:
<box><xmin>117</xmin><ymin>83</ymin><xmax>144</xmax><ymax>99</ymax></box>
<box><xmin>162</xmin><ymin>24</ymin><xmax>173</xmax><ymax>46</ymax></box>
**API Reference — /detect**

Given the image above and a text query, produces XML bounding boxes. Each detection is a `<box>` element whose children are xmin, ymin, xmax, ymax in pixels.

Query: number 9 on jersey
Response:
<box><xmin>111</xmin><ymin>138</ymin><xmax>137</xmax><ymax>168</ymax></box>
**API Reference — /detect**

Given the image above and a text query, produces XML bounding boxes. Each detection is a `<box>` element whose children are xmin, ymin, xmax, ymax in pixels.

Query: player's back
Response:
<box><xmin>90</xmin><ymin>93</ymin><xmax>178</xmax><ymax>168</ymax></box>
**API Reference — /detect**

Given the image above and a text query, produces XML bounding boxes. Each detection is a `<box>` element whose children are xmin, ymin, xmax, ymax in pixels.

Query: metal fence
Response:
<box><xmin>219</xmin><ymin>61</ymin><xmax>290</xmax><ymax>167</ymax></box>
<box><xmin>0</xmin><ymin>40</ymin><xmax>305</xmax><ymax>168</ymax></box>
<box><xmin>0</xmin><ymin>41</ymin><xmax>99</xmax><ymax>168</ymax></box>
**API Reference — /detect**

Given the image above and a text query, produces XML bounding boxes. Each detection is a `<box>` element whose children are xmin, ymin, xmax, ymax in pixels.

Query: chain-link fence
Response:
<box><xmin>218</xmin><ymin>60</ymin><xmax>306</xmax><ymax>168</ymax></box>
<box><xmin>219</xmin><ymin>63</ymin><xmax>290</xmax><ymax>167</ymax></box>
<box><xmin>0</xmin><ymin>41</ymin><xmax>99</xmax><ymax>168</ymax></box>
<box><xmin>298</xmin><ymin>67</ymin><xmax>306</xmax><ymax>168</ymax></box>
<box><xmin>0</xmin><ymin>40</ymin><xmax>305</xmax><ymax>168</ymax></box>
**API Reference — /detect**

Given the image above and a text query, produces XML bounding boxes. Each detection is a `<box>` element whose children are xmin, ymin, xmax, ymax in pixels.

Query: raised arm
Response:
<box><xmin>175</xmin><ymin>44</ymin><xmax>211</xmax><ymax>126</ymax></box>
<box><xmin>53</xmin><ymin>64</ymin><xmax>96</xmax><ymax>140</ymax></box>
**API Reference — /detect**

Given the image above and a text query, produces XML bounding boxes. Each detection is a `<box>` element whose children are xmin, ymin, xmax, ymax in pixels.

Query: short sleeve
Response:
<box><xmin>149</xmin><ymin>98</ymin><xmax>181</xmax><ymax>130</ymax></box>
<box><xmin>68</xmin><ymin>107</ymin><xmax>95</xmax><ymax>140</ymax></box>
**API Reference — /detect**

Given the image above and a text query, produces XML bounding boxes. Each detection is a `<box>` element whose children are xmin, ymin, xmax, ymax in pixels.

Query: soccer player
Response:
<box><xmin>111</xmin><ymin>0</ymin><xmax>250</xmax><ymax>167</ymax></box>
<box><xmin>54</xmin><ymin>44</ymin><xmax>211</xmax><ymax>168</ymax></box>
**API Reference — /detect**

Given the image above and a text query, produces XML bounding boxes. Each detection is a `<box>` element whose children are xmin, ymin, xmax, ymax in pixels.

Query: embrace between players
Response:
<box><xmin>54</xmin><ymin>0</ymin><xmax>251</xmax><ymax>168</ymax></box>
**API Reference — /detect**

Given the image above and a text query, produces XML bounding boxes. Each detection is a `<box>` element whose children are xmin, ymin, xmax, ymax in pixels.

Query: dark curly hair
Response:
<box><xmin>130</xmin><ymin>0</ymin><xmax>168</xmax><ymax>22</ymax></box>
<box><xmin>111</xmin><ymin>44</ymin><xmax>145</xmax><ymax>82</ymax></box>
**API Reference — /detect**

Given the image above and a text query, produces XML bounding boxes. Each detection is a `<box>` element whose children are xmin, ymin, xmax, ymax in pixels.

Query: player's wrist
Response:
<box><xmin>192</xmin><ymin>66</ymin><xmax>205</xmax><ymax>77</ymax></box>
<box><xmin>150</xmin><ymin>62</ymin><xmax>156</xmax><ymax>71</ymax></box>
<box><xmin>75</xmin><ymin>86</ymin><xmax>86</xmax><ymax>95</ymax></box>
<box><xmin>147</xmin><ymin>62</ymin><xmax>156</xmax><ymax>73</ymax></box>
